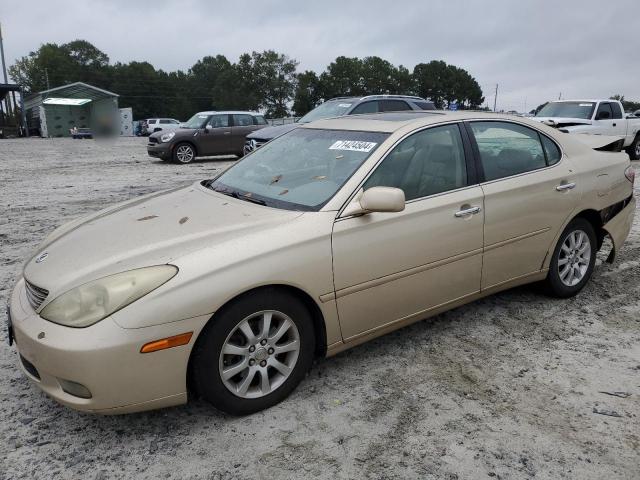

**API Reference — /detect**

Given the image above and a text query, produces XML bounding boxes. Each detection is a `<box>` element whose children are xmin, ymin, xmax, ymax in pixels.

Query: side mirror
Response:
<box><xmin>343</xmin><ymin>187</ymin><xmax>405</xmax><ymax>216</ymax></box>
<box><xmin>205</xmin><ymin>124</ymin><xmax>213</xmax><ymax>132</ymax></box>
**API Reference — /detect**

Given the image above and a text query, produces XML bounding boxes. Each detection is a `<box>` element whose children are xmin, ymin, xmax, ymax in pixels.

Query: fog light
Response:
<box><xmin>58</xmin><ymin>378</ymin><xmax>92</xmax><ymax>399</ymax></box>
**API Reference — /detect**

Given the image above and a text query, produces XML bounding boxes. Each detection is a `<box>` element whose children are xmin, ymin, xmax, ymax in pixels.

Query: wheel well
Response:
<box><xmin>174</xmin><ymin>141</ymin><xmax>198</xmax><ymax>157</ymax></box>
<box><xmin>186</xmin><ymin>284</ymin><xmax>327</xmax><ymax>396</ymax></box>
<box><xmin>574</xmin><ymin>209</ymin><xmax>605</xmax><ymax>249</ymax></box>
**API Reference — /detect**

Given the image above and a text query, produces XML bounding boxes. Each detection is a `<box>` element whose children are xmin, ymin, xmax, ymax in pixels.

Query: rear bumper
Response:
<box><xmin>9</xmin><ymin>277</ymin><xmax>210</xmax><ymax>414</ymax></box>
<box><xmin>147</xmin><ymin>142</ymin><xmax>171</xmax><ymax>159</ymax></box>
<box><xmin>603</xmin><ymin>195</ymin><xmax>636</xmax><ymax>262</ymax></box>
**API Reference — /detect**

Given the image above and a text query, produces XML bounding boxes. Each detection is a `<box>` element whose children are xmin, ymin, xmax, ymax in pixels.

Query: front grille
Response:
<box><xmin>20</xmin><ymin>354</ymin><xmax>40</xmax><ymax>380</ymax></box>
<box><xmin>24</xmin><ymin>279</ymin><xmax>49</xmax><ymax>310</ymax></box>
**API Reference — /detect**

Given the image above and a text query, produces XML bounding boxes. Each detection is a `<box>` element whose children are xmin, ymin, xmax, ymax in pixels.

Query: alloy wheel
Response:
<box><xmin>219</xmin><ymin>310</ymin><xmax>301</xmax><ymax>399</ymax></box>
<box><xmin>176</xmin><ymin>145</ymin><xmax>194</xmax><ymax>163</ymax></box>
<box><xmin>558</xmin><ymin>229</ymin><xmax>591</xmax><ymax>287</ymax></box>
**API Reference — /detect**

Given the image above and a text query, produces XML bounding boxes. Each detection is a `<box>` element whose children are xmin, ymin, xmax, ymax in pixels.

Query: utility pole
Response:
<box><xmin>558</xmin><ymin>92</ymin><xmax>562</xmax><ymax>100</ymax></box>
<box><xmin>493</xmin><ymin>84</ymin><xmax>498</xmax><ymax>112</ymax></box>
<box><xmin>0</xmin><ymin>22</ymin><xmax>14</xmax><ymax>117</ymax></box>
<box><xmin>45</xmin><ymin>68</ymin><xmax>50</xmax><ymax>91</ymax></box>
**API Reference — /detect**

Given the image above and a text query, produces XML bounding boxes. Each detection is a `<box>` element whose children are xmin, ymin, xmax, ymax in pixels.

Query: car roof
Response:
<box><xmin>302</xmin><ymin>110</ymin><xmax>539</xmax><ymax>133</ymax></box>
<box><xmin>326</xmin><ymin>95</ymin><xmax>429</xmax><ymax>103</ymax></box>
<box><xmin>196</xmin><ymin>111</ymin><xmax>263</xmax><ymax>115</ymax></box>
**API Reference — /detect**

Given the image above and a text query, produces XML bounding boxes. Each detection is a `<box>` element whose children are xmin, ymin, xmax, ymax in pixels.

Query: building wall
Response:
<box><xmin>42</xmin><ymin>104</ymin><xmax>92</xmax><ymax>137</ymax></box>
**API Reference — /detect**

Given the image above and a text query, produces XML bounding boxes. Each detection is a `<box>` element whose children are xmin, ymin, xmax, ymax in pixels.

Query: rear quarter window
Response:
<box><xmin>540</xmin><ymin>135</ymin><xmax>562</xmax><ymax>165</ymax></box>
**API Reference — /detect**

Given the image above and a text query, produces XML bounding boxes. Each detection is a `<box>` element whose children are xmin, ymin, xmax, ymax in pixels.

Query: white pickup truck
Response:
<box><xmin>535</xmin><ymin>99</ymin><xmax>640</xmax><ymax>159</ymax></box>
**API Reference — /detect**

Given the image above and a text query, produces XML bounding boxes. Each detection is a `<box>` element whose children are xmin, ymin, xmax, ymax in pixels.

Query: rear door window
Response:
<box><xmin>233</xmin><ymin>114</ymin><xmax>253</xmax><ymax>127</ymax></box>
<box><xmin>469</xmin><ymin>121</ymin><xmax>547</xmax><ymax>181</ymax></box>
<box><xmin>382</xmin><ymin>100</ymin><xmax>412</xmax><ymax>112</ymax></box>
<box><xmin>350</xmin><ymin>101</ymin><xmax>380</xmax><ymax>115</ymax></box>
<box><xmin>253</xmin><ymin>115</ymin><xmax>268</xmax><ymax>125</ymax></box>
<box><xmin>610</xmin><ymin>102</ymin><xmax>623</xmax><ymax>119</ymax></box>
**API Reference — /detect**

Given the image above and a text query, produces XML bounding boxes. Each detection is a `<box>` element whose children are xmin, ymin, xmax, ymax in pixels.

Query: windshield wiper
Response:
<box><xmin>212</xmin><ymin>186</ymin><xmax>267</xmax><ymax>206</ymax></box>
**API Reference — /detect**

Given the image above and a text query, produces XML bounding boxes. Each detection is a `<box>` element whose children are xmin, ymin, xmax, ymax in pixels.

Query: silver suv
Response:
<box><xmin>244</xmin><ymin>95</ymin><xmax>435</xmax><ymax>154</ymax></box>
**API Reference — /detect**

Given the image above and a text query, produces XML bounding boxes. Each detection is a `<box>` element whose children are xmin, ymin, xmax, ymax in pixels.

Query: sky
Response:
<box><xmin>2</xmin><ymin>0</ymin><xmax>639</xmax><ymax>112</ymax></box>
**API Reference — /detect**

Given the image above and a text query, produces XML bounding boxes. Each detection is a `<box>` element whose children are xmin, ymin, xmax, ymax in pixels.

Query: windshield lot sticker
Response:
<box><xmin>329</xmin><ymin>140</ymin><xmax>377</xmax><ymax>152</ymax></box>
<box><xmin>579</xmin><ymin>103</ymin><xmax>594</xmax><ymax>107</ymax></box>
<box><xmin>338</xmin><ymin>103</ymin><xmax>353</xmax><ymax>108</ymax></box>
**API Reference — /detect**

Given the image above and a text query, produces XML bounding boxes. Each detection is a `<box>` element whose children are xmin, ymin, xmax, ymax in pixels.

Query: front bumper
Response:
<box><xmin>147</xmin><ymin>142</ymin><xmax>172</xmax><ymax>160</ymax></box>
<box><xmin>8</xmin><ymin>277</ymin><xmax>210</xmax><ymax>414</ymax></box>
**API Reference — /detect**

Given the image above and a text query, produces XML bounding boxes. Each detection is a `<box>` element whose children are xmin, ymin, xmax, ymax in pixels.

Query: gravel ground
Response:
<box><xmin>1</xmin><ymin>137</ymin><xmax>639</xmax><ymax>480</ymax></box>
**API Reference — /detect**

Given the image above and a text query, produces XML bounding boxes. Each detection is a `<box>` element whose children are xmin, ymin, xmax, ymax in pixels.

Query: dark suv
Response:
<box><xmin>147</xmin><ymin>111</ymin><xmax>268</xmax><ymax>164</ymax></box>
<box><xmin>244</xmin><ymin>95</ymin><xmax>435</xmax><ymax>154</ymax></box>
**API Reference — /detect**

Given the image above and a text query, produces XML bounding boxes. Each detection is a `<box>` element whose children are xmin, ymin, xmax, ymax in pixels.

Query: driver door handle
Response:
<box><xmin>556</xmin><ymin>182</ymin><xmax>576</xmax><ymax>191</ymax></box>
<box><xmin>454</xmin><ymin>206</ymin><xmax>481</xmax><ymax>217</ymax></box>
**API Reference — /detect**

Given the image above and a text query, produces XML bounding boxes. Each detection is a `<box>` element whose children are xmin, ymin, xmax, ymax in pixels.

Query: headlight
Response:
<box><xmin>40</xmin><ymin>265</ymin><xmax>178</xmax><ymax>328</ymax></box>
<box><xmin>160</xmin><ymin>131</ymin><xmax>175</xmax><ymax>143</ymax></box>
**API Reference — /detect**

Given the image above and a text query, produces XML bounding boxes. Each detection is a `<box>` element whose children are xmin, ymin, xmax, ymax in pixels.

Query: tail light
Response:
<box><xmin>624</xmin><ymin>166</ymin><xmax>635</xmax><ymax>185</ymax></box>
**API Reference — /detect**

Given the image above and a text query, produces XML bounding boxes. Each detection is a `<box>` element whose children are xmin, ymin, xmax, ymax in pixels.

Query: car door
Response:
<box><xmin>465</xmin><ymin>121</ymin><xmax>580</xmax><ymax>289</ymax></box>
<box><xmin>592</xmin><ymin>102</ymin><xmax>616</xmax><ymax>135</ymax></box>
<box><xmin>331</xmin><ymin>123</ymin><xmax>484</xmax><ymax>340</ymax></box>
<box><xmin>231</xmin><ymin>114</ymin><xmax>258</xmax><ymax>153</ymax></box>
<box><xmin>199</xmin><ymin>114</ymin><xmax>232</xmax><ymax>155</ymax></box>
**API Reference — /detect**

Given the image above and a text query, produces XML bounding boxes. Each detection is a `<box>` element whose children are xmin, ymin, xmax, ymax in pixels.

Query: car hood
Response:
<box><xmin>533</xmin><ymin>117</ymin><xmax>592</xmax><ymax>128</ymax></box>
<box><xmin>246</xmin><ymin>123</ymin><xmax>300</xmax><ymax>141</ymax></box>
<box><xmin>23</xmin><ymin>183</ymin><xmax>303</xmax><ymax>299</ymax></box>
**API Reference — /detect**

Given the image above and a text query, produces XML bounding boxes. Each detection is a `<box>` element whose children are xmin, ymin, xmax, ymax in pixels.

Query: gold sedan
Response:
<box><xmin>8</xmin><ymin>111</ymin><xmax>635</xmax><ymax>414</ymax></box>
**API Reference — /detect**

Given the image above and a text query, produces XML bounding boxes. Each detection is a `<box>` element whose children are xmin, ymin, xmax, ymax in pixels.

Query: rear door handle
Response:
<box><xmin>556</xmin><ymin>182</ymin><xmax>576</xmax><ymax>191</ymax></box>
<box><xmin>454</xmin><ymin>206</ymin><xmax>481</xmax><ymax>217</ymax></box>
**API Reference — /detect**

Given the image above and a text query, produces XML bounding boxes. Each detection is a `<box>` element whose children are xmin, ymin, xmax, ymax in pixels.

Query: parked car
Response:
<box><xmin>70</xmin><ymin>127</ymin><xmax>93</xmax><ymax>139</ymax></box>
<box><xmin>534</xmin><ymin>99</ymin><xmax>640</xmax><ymax>159</ymax></box>
<box><xmin>9</xmin><ymin>111</ymin><xmax>635</xmax><ymax>415</ymax></box>
<box><xmin>145</xmin><ymin>118</ymin><xmax>182</xmax><ymax>135</ymax></box>
<box><xmin>147</xmin><ymin>111</ymin><xmax>267</xmax><ymax>163</ymax></box>
<box><xmin>244</xmin><ymin>95</ymin><xmax>435</xmax><ymax>154</ymax></box>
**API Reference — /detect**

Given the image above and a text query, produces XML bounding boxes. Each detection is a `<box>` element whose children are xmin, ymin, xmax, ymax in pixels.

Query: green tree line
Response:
<box><xmin>10</xmin><ymin>40</ymin><xmax>485</xmax><ymax>120</ymax></box>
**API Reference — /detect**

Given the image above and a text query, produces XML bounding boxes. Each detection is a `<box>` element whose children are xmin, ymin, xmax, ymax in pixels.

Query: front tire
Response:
<box><xmin>191</xmin><ymin>289</ymin><xmax>315</xmax><ymax>415</ymax></box>
<box><xmin>545</xmin><ymin>218</ymin><xmax>596</xmax><ymax>298</ymax></box>
<box><xmin>173</xmin><ymin>143</ymin><xmax>196</xmax><ymax>164</ymax></box>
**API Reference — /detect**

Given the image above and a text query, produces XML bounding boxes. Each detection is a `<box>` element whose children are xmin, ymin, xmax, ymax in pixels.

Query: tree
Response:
<box><xmin>319</xmin><ymin>56</ymin><xmax>364</xmax><ymax>98</ymax></box>
<box><xmin>249</xmin><ymin>50</ymin><xmax>298</xmax><ymax>117</ymax></box>
<box><xmin>293</xmin><ymin>70</ymin><xmax>322</xmax><ymax>116</ymax></box>
<box><xmin>413</xmin><ymin>60</ymin><xmax>483</xmax><ymax>109</ymax></box>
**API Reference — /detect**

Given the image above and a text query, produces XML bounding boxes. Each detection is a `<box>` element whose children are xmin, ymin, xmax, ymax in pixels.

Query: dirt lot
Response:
<box><xmin>1</xmin><ymin>137</ymin><xmax>639</xmax><ymax>480</ymax></box>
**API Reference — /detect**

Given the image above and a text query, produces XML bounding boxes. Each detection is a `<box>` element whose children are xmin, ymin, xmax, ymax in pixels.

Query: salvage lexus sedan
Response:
<box><xmin>8</xmin><ymin>111</ymin><xmax>635</xmax><ymax>415</ymax></box>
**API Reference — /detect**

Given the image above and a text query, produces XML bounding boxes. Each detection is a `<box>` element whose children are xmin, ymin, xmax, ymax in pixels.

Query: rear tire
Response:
<box><xmin>173</xmin><ymin>143</ymin><xmax>196</xmax><ymax>164</ymax></box>
<box><xmin>191</xmin><ymin>289</ymin><xmax>315</xmax><ymax>415</ymax></box>
<box><xmin>626</xmin><ymin>135</ymin><xmax>640</xmax><ymax>160</ymax></box>
<box><xmin>545</xmin><ymin>218</ymin><xmax>596</xmax><ymax>298</ymax></box>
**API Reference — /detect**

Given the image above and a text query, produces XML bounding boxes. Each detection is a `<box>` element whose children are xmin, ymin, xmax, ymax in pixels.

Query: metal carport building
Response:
<box><xmin>24</xmin><ymin>82</ymin><xmax>119</xmax><ymax>137</ymax></box>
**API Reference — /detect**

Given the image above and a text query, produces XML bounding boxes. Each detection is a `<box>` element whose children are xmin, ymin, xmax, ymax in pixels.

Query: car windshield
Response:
<box><xmin>206</xmin><ymin>128</ymin><xmax>389</xmax><ymax>211</ymax></box>
<box><xmin>298</xmin><ymin>100</ymin><xmax>356</xmax><ymax>123</ymax></box>
<box><xmin>183</xmin><ymin>113</ymin><xmax>211</xmax><ymax>129</ymax></box>
<box><xmin>536</xmin><ymin>102</ymin><xmax>595</xmax><ymax>119</ymax></box>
